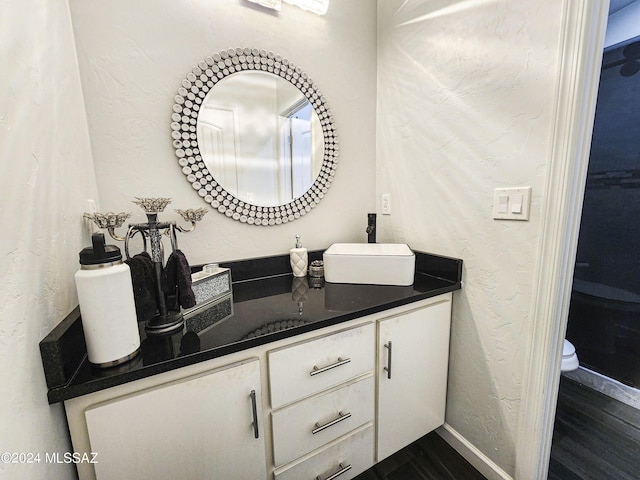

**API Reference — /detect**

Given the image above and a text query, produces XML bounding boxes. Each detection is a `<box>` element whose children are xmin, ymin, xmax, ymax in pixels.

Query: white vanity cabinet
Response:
<box><xmin>76</xmin><ymin>358</ymin><xmax>266</xmax><ymax>480</ymax></box>
<box><xmin>376</xmin><ymin>293</ymin><xmax>452</xmax><ymax>461</ymax></box>
<box><xmin>63</xmin><ymin>293</ymin><xmax>454</xmax><ymax>480</ymax></box>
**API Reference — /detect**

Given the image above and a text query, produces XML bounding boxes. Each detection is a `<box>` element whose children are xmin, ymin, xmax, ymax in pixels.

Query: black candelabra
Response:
<box><xmin>85</xmin><ymin>197</ymin><xmax>207</xmax><ymax>335</ymax></box>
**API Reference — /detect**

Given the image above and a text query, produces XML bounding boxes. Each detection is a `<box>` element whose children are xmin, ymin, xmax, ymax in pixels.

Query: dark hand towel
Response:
<box><xmin>125</xmin><ymin>252</ymin><xmax>159</xmax><ymax>323</ymax></box>
<box><xmin>162</xmin><ymin>249</ymin><xmax>196</xmax><ymax>310</ymax></box>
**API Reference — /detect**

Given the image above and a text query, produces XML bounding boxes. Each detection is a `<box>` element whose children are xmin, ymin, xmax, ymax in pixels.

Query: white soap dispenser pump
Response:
<box><xmin>290</xmin><ymin>234</ymin><xmax>308</xmax><ymax>278</ymax></box>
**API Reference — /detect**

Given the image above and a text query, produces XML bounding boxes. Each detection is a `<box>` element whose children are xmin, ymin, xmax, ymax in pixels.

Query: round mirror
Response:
<box><xmin>171</xmin><ymin>47</ymin><xmax>339</xmax><ymax>226</ymax></box>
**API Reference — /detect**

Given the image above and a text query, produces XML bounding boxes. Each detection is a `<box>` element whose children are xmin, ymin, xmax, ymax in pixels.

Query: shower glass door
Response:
<box><xmin>567</xmin><ymin>36</ymin><xmax>640</xmax><ymax>389</ymax></box>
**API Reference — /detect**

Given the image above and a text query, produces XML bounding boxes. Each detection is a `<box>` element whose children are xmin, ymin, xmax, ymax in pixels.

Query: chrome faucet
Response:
<box><xmin>366</xmin><ymin>213</ymin><xmax>376</xmax><ymax>243</ymax></box>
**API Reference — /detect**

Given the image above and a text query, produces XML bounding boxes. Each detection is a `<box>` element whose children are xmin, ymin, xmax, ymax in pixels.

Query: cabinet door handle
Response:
<box><xmin>384</xmin><ymin>341</ymin><xmax>392</xmax><ymax>379</ymax></box>
<box><xmin>310</xmin><ymin>357</ymin><xmax>351</xmax><ymax>376</ymax></box>
<box><xmin>312</xmin><ymin>411</ymin><xmax>352</xmax><ymax>435</ymax></box>
<box><xmin>316</xmin><ymin>462</ymin><xmax>352</xmax><ymax>480</ymax></box>
<box><xmin>250</xmin><ymin>390</ymin><xmax>259</xmax><ymax>439</ymax></box>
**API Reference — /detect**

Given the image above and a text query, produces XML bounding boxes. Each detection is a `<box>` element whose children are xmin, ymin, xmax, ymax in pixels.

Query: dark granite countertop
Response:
<box><xmin>40</xmin><ymin>249</ymin><xmax>462</xmax><ymax>404</ymax></box>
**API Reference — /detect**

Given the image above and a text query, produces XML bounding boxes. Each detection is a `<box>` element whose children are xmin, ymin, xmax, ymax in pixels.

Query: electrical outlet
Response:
<box><xmin>85</xmin><ymin>199</ymin><xmax>98</xmax><ymax>235</ymax></box>
<box><xmin>381</xmin><ymin>194</ymin><xmax>391</xmax><ymax>215</ymax></box>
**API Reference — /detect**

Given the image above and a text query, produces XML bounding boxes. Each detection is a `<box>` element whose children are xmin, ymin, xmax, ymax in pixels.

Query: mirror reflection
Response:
<box><xmin>172</xmin><ymin>47</ymin><xmax>339</xmax><ymax>226</ymax></box>
<box><xmin>197</xmin><ymin>71</ymin><xmax>324</xmax><ymax>207</ymax></box>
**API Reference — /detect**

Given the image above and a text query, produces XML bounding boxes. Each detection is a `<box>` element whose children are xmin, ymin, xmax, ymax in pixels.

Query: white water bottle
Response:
<box><xmin>75</xmin><ymin>233</ymin><xmax>140</xmax><ymax>368</ymax></box>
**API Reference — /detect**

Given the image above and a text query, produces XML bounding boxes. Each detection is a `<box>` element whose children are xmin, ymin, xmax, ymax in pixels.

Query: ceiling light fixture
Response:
<box><xmin>283</xmin><ymin>0</ymin><xmax>329</xmax><ymax>15</ymax></box>
<box><xmin>247</xmin><ymin>0</ymin><xmax>282</xmax><ymax>11</ymax></box>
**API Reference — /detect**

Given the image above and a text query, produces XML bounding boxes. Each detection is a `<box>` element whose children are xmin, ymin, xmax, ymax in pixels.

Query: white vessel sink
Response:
<box><xmin>323</xmin><ymin>243</ymin><xmax>415</xmax><ymax>286</ymax></box>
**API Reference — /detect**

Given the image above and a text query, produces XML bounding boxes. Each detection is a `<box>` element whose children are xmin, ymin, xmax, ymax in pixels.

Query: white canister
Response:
<box><xmin>75</xmin><ymin>233</ymin><xmax>140</xmax><ymax>368</ymax></box>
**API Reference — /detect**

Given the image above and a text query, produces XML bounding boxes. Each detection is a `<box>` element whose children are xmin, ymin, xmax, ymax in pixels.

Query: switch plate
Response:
<box><xmin>381</xmin><ymin>194</ymin><xmax>391</xmax><ymax>215</ymax></box>
<box><xmin>493</xmin><ymin>187</ymin><xmax>531</xmax><ymax>220</ymax></box>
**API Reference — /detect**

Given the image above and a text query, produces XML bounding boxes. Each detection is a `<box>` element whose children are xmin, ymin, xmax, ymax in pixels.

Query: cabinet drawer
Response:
<box><xmin>272</xmin><ymin>375</ymin><xmax>374</xmax><ymax>467</ymax></box>
<box><xmin>269</xmin><ymin>323</ymin><xmax>374</xmax><ymax>408</ymax></box>
<box><xmin>274</xmin><ymin>424</ymin><xmax>374</xmax><ymax>480</ymax></box>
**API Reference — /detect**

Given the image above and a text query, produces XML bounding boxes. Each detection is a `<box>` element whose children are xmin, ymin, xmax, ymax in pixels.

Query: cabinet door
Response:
<box><xmin>377</xmin><ymin>297</ymin><xmax>452</xmax><ymax>461</ymax></box>
<box><xmin>85</xmin><ymin>358</ymin><xmax>267</xmax><ymax>480</ymax></box>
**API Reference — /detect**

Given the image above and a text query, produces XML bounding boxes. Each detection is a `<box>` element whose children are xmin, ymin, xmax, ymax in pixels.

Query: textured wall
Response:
<box><xmin>376</xmin><ymin>0</ymin><xmax>564</xmax><ymax>475</ymax></box>
<box><xmin>0</xmin><ymin>0</ymin><xmax>99</xmax><ymax>479</ymax></box>
<box><xmin>68</xmin><ymin>0</ymin><xmax>378</xmax><ymax>265</ymax></box>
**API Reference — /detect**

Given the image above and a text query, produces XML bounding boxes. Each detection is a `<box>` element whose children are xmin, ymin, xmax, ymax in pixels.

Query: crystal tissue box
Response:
<box><xmin>184</xmin><ymin>266</ymin><xmax>232</xmax><ymax>315</ymax></box>
<box><xmin>185</xmin><ymin>293</ymin><xmax>233</xmax><ymax>334</ymax></box>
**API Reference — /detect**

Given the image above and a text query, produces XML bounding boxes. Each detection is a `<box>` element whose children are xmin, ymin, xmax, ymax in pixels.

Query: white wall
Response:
<box><xmin>0</xmin><ymin>1</ymin><xmax>99</xmax><ymax>479</ymax></box>
<box><xmin>377</xmin><ymin>0</ymin><xmax>565</xmax><ymax>475</ymax></box>
<box><xmin>68</xmin><ymin>0</ymin><xmax>378</xmax><ymax>265</ymax></box>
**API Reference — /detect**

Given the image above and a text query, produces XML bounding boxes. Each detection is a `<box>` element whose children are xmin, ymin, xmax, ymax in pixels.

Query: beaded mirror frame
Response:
<box><xmin>171</xmin><ymin>47</ymin><xmax>339</xmax><ymax>226</ymax></box>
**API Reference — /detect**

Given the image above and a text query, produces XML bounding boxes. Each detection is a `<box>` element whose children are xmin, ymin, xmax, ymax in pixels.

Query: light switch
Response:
<box><xmin>510</xmin><ymin>194</ymin><xmax>523</xmax><ymax>214</ymax></box>
<box><xmin>497</xmin><ymin>195</ymin><xmax>509</xmax><ymax>214</ymax></box>
<box><xmin>493</xmin><ymin>187</ymin><xmax>531</xmax><ymax>220</ymax></box>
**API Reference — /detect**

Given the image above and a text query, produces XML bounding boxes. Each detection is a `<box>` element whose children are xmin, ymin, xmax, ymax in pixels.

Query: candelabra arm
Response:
<box><xmin>84</xmin><ymin>212</ymin><xmax>131</xmax><ymax>242</ymax></box>
<box><xmin>175</xmin><ymin>208</ymin><xmax>208</xmax><ymax>234</ymax></box>
<box><xmin>174</xmin><ymin>222</ymin><xmax>197</xmax><ymax>233</ymax></box>
<box><xmin>108</xmin><ymin>227</ymin><xmax>128</xmax><ymax>242</ymax></box>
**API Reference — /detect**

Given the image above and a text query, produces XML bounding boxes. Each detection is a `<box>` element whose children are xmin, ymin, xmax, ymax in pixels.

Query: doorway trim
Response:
<box><xmin>516</xmin><ymin>1</ymin><xmax>609</xmax><ymax>478</ymax></box>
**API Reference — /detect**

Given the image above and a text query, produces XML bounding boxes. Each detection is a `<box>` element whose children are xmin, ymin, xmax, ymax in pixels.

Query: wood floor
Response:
<box><xmin>354</xmin><ymin>431</ymin><xmax>486</xmax><ymax>480</ymax></box>
<box><xmin>355</xmin><ymin>376</ymin><xmax>640</xmax><ymax>480</ymax></box>
<box><xmin>549</xmin><ymin>376</ymin><xmax>640</xmax><ymax>480</ymax></box>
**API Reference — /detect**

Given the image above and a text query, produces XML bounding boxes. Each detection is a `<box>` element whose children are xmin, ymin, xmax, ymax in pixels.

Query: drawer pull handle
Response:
<box><xmin>316</xmin><ymin>462</ymin><xmax>352</xmax><ymax>480</ymax></box>
<box><xmin>312</xmin><ymin>411</ymin><xmax>352</xmax><ymax>435</ymax></box>
<box><xmin>250</xmin><ymin>390</ymin><xmax>259</xmax><ymax>439</ymax></box>
<box><xmin>384</xmin><ymin>341</ymin><xmax>392</xmax><ymax>379</ymax></box>
<box><xmin>310</xmin><ymin>357</ymin><xmax>351</xmax><ymax>376</ymax></box>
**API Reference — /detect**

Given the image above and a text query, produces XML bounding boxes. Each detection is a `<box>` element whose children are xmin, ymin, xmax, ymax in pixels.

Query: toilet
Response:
<box><xmin>561</xmin><ymin>339</ymin><xmax>579</xmax><ymax>372</ymax></box>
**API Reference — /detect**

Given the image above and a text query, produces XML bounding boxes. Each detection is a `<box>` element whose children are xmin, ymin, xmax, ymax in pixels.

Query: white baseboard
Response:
<box><xmin>562</xmin><ymin>367</ymin><xmax>640</xmax><ymax>409</ymax></box>
<box><xmin>436</xmin><ymin>423</ymin><xmax>513</xmax><ymax>480</ymax></box>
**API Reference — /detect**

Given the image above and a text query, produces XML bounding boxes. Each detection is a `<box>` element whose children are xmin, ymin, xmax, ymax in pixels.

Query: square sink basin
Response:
<box><xmin>323</xmin><ymin>243</ymin><xmax>415</xmax><ymax>286</ymax></box>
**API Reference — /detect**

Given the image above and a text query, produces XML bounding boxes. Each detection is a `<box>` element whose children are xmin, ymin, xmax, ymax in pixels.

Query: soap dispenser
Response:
<box><xmin>290</xmin><ymin>234</ymin><xmax>308</xmax><ymax>278</ymax></box>
<box><xmin>74</xmin><ymin>233</ymin><xmax>141</xmax><ymax>368</ymax></box>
